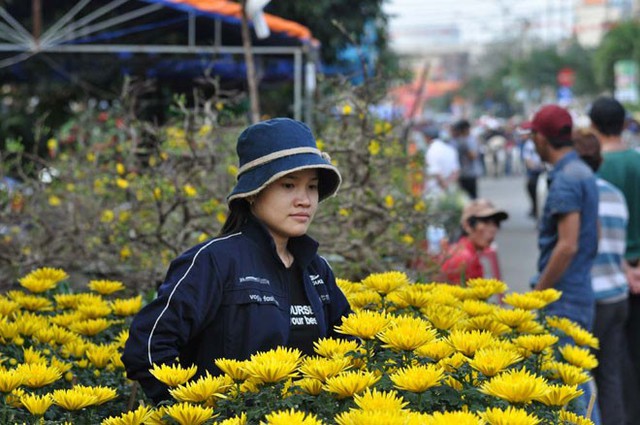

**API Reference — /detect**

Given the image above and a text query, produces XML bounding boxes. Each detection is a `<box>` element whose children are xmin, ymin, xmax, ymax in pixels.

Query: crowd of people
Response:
<box><xmin>418</xmin><ymin>98</ymin><xmax>640</xmax><ymax>425</ymax></box>
<box><xmin>119</xmin><ymin>100</ymin><xmax>639</xmax><ymax>425</ymax></box>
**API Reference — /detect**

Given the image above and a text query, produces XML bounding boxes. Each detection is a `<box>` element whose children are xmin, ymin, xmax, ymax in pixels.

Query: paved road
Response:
<box><xmin>478</xmin><ymin>175</ymin><xmax>539</xmax><ymax>294</ymax></box>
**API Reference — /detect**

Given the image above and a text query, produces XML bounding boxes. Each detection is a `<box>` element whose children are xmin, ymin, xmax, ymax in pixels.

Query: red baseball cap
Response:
<box><xmin>524</xmin><ymin>104</ymin><xmax>573</xmax><ymax>141</ymax></box>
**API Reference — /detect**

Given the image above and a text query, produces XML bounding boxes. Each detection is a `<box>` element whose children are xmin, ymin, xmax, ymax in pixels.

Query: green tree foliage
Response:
<box><xmin>593</xmin><ymin>21</ymin><xmax>640</xmax><ymax>91</ymax></box>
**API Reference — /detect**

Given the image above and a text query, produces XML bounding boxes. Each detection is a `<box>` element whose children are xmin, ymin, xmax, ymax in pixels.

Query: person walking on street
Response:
<box><xmin>574</xmin><ymin>128</ymin><xmax>629</xmax><ymax>425</ymax></box>
<box><xmin>528</xmin><ymin>104</ymin><xmax>600</xmax><ymax>423</ymax></box>
<box><xmin>520</xmin><ymin>125</ymin><xmax>545</xmax><ymax>219</ymax></box>
<box><xmin>452</xmin><ymin>119</ymin><xmax>482</xmax><ymax>199</ymax></box>
<box><xmin>122</xmin><ymin>118</ymin><xmax>352</xmax><ymax>404</ymax></box>
<box><xmin>589</xmin><ymin>96</ymin><xmax>640</xmax><ymax>424</ymax></box>
<box><xmin>421</xmin><ymin>125</ymin><xmax>460</xmax><ymax>201</ymax></box>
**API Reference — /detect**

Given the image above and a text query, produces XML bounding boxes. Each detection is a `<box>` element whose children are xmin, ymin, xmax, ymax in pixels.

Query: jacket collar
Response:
<box><xmin>242</xmin><ymin>214</ymin><xmax>319</xmax><ymax>268</ymax></box>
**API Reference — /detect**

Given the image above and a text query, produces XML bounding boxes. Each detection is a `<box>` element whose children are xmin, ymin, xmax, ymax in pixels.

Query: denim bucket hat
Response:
<box><xmin>227</xmin><ymin>118</ymin><xmax>342</xmax><ymax>204</ymax></box>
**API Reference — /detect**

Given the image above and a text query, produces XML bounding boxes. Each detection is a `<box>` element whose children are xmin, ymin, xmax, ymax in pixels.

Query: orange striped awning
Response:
<box><xmin>146</xmin><ymin>0</ymin><xmax>312</xmax><ymax>42</ymax></box>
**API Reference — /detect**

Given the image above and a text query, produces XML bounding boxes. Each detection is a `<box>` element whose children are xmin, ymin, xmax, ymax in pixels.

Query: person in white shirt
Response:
<box><xmin>421</xmin><ymin>125</ymin><xmax>460</xmax><ymax>200</ymax></box>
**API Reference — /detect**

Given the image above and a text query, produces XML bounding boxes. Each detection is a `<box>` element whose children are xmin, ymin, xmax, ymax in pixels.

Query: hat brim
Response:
<box><xmin>475</xmin><ymin>210</ymin><xmax>509</xmax><ymax>222</ymax></box>
<box><xmin>227</xmin><ymin>153</ymin><xmax>341</xmax><ymax>204</ymax></box>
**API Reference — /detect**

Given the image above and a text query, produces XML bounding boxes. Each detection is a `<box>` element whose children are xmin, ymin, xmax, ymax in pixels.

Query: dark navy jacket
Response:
<box><xmin>122</xmin><ymin>216</ymin><xmax>351</xmax><ymax>402</ymax></box>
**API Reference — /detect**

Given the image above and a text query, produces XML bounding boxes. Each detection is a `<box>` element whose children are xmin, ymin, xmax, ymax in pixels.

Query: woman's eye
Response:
<box><xmin>282</xmin><ymin>182</ymin><xmax>295</xmax><ymax>189</ymax></box>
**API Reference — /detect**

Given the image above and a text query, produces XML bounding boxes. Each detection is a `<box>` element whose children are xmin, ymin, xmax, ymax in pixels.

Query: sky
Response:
<box><xmin>384</xmin><ymin>0</ymin><xmax>577</xmax><ymax>52</ymax></box>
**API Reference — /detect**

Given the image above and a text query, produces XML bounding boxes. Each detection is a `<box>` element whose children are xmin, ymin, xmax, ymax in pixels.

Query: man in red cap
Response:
<box><xmin>527</xmin><ymin>104</ymin><xmax>600</xmax><ymax>422</ymax></box>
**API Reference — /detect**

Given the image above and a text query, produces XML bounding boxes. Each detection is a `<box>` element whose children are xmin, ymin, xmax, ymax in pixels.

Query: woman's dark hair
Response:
<box><xmin>218</xmin><ymin>199</ymin><xmax>252</xmax><ymax>236</ymax></box>
<box><xmin>573</xmin><ymin>128</ymin><xmax>602</xmax><ymax>172</ymax></box>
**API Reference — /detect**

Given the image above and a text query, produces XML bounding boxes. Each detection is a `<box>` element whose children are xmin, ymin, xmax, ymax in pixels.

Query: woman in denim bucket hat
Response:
<box><xmin>123</xmin><ymin>118</ymin><xmax>352</xmax><ymax>404</ymax></box>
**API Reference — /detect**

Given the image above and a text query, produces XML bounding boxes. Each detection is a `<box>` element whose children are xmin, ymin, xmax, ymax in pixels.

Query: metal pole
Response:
<box><xmin>32</xmin><ymin>0</ymin><xmax>42</xmax><ymax>41</ymax></box>
<box><xmin>188</xmin><ymin>11</ymin><xmax>195</xmax><ymax>47</ymax></box>
<box><xmin>293</xmin><ymin>48</ymin><xmax>302</xmax><ymax>121</ymax></box>
<box><xmin>240</xmin><ymin>0</ymin><xmax>260</xmax><ymax>124</ymax></box>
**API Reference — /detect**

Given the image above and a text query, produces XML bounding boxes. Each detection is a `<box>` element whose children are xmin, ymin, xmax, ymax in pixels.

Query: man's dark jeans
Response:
<box><xmin>593</xmin><ymin>299</ymin><xmax>628</xmax><ymax>425</ymax></box>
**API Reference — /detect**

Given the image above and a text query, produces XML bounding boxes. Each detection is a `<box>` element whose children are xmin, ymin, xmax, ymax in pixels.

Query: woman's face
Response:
<box><xmin>465</xmin><ymin>218</ymin><xmax>500</xmax><ymax>250</ymax></box>
<box><xmin>251</xmin><ymin>169</ymin><xmax>319</xmax><ymax>245</ymax></box>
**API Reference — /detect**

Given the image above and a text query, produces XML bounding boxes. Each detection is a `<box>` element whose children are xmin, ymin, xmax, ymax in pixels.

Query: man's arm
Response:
<box><xmin>534</xmin><ymin>212</ymin><xmax>580</xmax><ymax>290</ymax></box>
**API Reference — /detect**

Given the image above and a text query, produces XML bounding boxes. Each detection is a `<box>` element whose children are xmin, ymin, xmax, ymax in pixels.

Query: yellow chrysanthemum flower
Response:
<box><xmin>323</xmin><ymin>370</ymin><xmax>380</xmax><ymax>398</ymax></box>
<box><xmin>544</xmin><ymin>361</ymin><xmax>591</xmax><ymax>386</ymax></box>
<box><xmin>502</xmin><ymin>292</ymin><xmax>550</xmax><ymax>310</ymax></box>
<box><xmin>514</xmin><ymin>334</ymin><xmax>559</xmax><ymax>355</ymax></box>
<box><xmin>480</xmin><ymin>367</ymin><xmax>548</xmax><ymax>403</ymax></box>
<box><xmin>23</xmin><ymin>346</ymin><xmax>47</xmax><ymax>364</ymax></box>
<box><xmin>52</xmin><ymin>387</ymin><xmax>99</xmax><ymax>410</ymax></box>
<box><xmin>313</xmin><ymin>338</ymin><xmax>361</xmax><ymax>359</ymax></box>
<box><xmin>87</xmin><ymin>279</ymin><xmax>125</xmax><ymax>295</ymax></box>
<box><xmin>545</xmin><ymin>316</ymin><xmax>600</xmax><ymax>349</ymax></box>
<box><xmin>76</xmin><ymin>301</ymin><xmax>112</xmax><ymax>319</ymax></box>
<box><xmin>462</xmin><ymin>315</ymin><xmax>511</xmax><ymax>336</ymax></box>
<box><xmin>389</xmin><ymin>287</ymin><xmax>432</xmax><ymax>309</ymax></box>
<box><xmin>18</xmin><ymin>268</ymin><xmax>68</xmax><ymax>293</ymax></box>
<box><xmin>469</xmin><ymin>347</ymin><xmax>523</xmax><ymax>377</ymax></box>
<box><xmin>530</xmin><ymin>288</ymin><xmax>562</xmax><ymax>303</ymax></box>
<box><xmin>354</xmin><ymin>388</ymin><xmax>408</xmax><ymax>411</ymax></box>
<box><xmin>169</xmin><ymin>372</ymin><xmax>232</xmax><ymax>405</ymax></box>
<box><xmin>232</xmin><ymin>348</ymin><xmax>299</xmax><ymax>384</ymax></box>
<box><xmin>335</xmin><ymin>409</ymin><xmax>414</xmax><ymax>425</ymax></box>
<box><xmin>143</xmin><ymin>406</ymin><xmax>168</xmax><ymax>425</ymax></box>
<box><xmin>293</xmin><ymin>377</ymin><xmax>324</xmax><ymax>395</ymax></box>
<box><xmin>481</xmin><ymin>406</ymin><xmax>541</xmax><ymax>425</ymax></box>
<box><xmin>102</xmin><ymin>404</ymin><xmax>153</xmax><ymax>425</ymax></box>
<box><xmin>378</xmin><ymin>316</ymin><xmax>437</xmax><ymax>351</ymax></box>
<box><xmin>335</xmin><ymin>310</ymin><xmax>391</xmax><ymax>340</ymax></box>
<box><xmin>422</xmin><ymin>304</ymin><xmax>467</xmax><ymax>331</ymax></box>
<box><xmin>535</xmin><ymin>383</ymin><xmax>583</xmax><ymax>406</ymax></box>
<box><xmin>17</xmin><ymin>363</ymin><xmax>62</xmax><ymax>388</ymax></box>
<box><xmin>559</xmin><ymin>344</ymin><xmax>599</xmax><ymax>370</ymax></box>
<box><xmin>149</xmin><ymin>363</ymin><xmax>198</xmax><ymax>387</ymax></box>
<box><xmin>86</xmin><ymin>344</ymin><xmax>118</xmax><ymax>369</ymax></box>
<box><xmin>13</xmin><ymin>294</ymin><xmax>53</xmax><ymax>312</ymax></box>
<box><xmin>165</xmin><ymin>402</ymin><xmax>215</xmax><ymax>425</ymax></box>
<box><xmin>299</xmin><ymin>356</ymin><xmax>351</xmax><ymax>382</ymax></box>
<box><xmin>261</xmin><ymin>408</ymin><xmax>324</xmax><ymax>425</ymax></box>
<box><xmin>215</xmin><ymin>358</ymin><xmax>251</xmax><ymax>381</ymax></box>
<box><xmin>74</xmin><ymin>385</ymin><xmax>118</xmax><ymax>405</ymax></box>
<box><xmin>360</xmin><ymin>271</ymin><xmax>410</xmax><ymax>295</ymax></box>
<box><xmin>347</xmin><ymin>290</ymin><xmax>382</xmax><ymax>310</ymax></box>
<box><xmin>69</xmin><ymin>318</ymin><xmax>112</xmax><ymax>336</ymax></box>
<box><xmin>461</xmin><ymin>299</ymin><xmax>496</xmax><ymax>316</ymax></box>
<box><xmin>6</xmin><ymin>388</ymin><xmax>25</xmax><ymax>408</ymax></box>
<box><xmin>465</xmin><ymin>278</ymin><xmax>508</xmax><ymax>299</ymax></box>
<box><xmin>415</xmin><ymin>339</ymin><xmax>455</xmax><ymax>360</ymax></box>
<box><xmin>438</xmin><ymin>352</ymin><xmax>469</xmax><ymax>373</ymax></box>
<box><xmin>446</xmin><ymin>329</ymin><xmax>495</xmax><ymax>356</ymax></box>
<box><xmin>110</xmin><ymin>295</ymin><xmax>143</xmax><ymax>316</ymax></box>
<box><xmin>0</xmin><ymin>369</ymin><xmax>25</xmax><ymax>393</ymax></box>
<box><xmin>492</xmin><ymin>307</ymin><xmax>537</xmax><ymax>328</ymax></box>
<box><xmin>427</xmin><ymin>410</ymin><xmax>483</xmax><ymax>425</ymax></box>
<box><xmin>516</xmin><ymin>320</ymin><xmax>546</xmax><ymax>334</ymax></box>
<box><xmin>0</xmin><ymin>296</ymin><xmax>20</xmax><ymax>316</ymax></box>
<box><xmin>558</xmin><ymin>410</ymin><xmax>595</xmax><ymax>425</ymax></box>
<box><xmin>389</xmin><ymin>363</ymin><xmax>444</xmax><ymax>393</ymax></box>
<box><xmin>20</xmin><ymin>392</ymin><xmax>53</xmax><ymax>416</ymax></box>
<box><xmin>219</xmin><ymin>412</ymin><xmax>247</xmax><ymax>425</ymax></box>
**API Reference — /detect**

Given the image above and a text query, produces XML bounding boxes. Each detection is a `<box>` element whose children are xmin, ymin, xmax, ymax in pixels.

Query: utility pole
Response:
<box><xmin>240</xmin><ymin>0</ymin><xmax>261</xmax><ymax>124</ymax></box>
<box><xmin>32</xmin><ymin>0</ymin><xmax>42</xmax><ymax>42</ymax></box>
